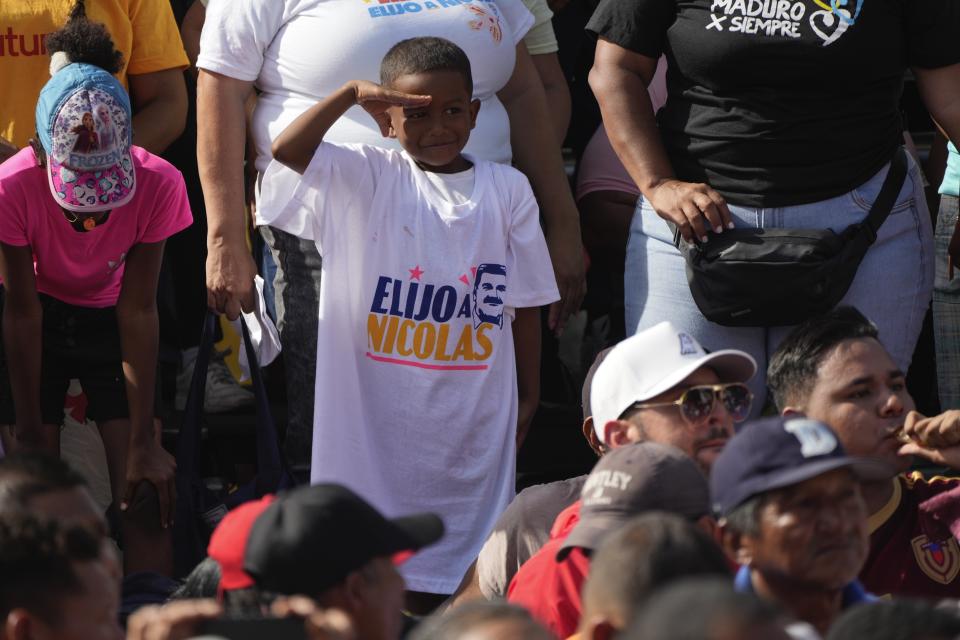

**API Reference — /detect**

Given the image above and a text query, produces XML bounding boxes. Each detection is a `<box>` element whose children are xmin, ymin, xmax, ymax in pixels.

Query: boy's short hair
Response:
<box><xmin>767</xmin><ymin>306</ymin><xmax>879</xmax><ymax>411</ymax></box>
<box><xmin>380</xmin><ymin>37</ymin><xmax>473</xmax><ymax>95</ymax></box>
<box><xmin>0</xmin><ymin>517</ymin><xmax>101</xmax><ymax>624</ymax></box>
<box><xmin>0</xmin><ymin>452</ymin><xmax>87</xmax><ymax>514</ymax></box>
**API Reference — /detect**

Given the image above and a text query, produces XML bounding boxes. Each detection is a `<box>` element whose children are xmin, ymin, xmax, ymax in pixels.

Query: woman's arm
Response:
<box><xmin>589</xmin><ymin>39</ymin><xmax>731</xmax><ymax>242</ymax></box>
<box><xmin>198</xmin><ymin>70</ymin><xmax>258</xmax><ymax>320</ymax></box>
<box><xmin>116</xmin><ymin>240</ymin><xmax>176</xmax><ymax>527</ymax></box>
<box><xmin>498</xmin><ymin>44</ymin><xmax>585</xmax><ymax>335</ymax></box>
<box><xmin>530</xmin><ymin>52</ymin><xmax>571</xmax><ymax>145</ymax></box>
<box><xmin>914</xmin><ymin>63</ymin><xmax>960</xmax><ymax>146</ymax></box>
<box><xmin>129</xmin><ymin>68</ymin><xmax>188</xmax><ymax>155</ymax></box>
<box><xmin>180</xmin><ymin>1</ymin><xmax>206</xmax><ymax>71</ymax></box>
<box><xmin>0</xmin><ymin>243</ymin><xmax>44</xmax><ymax>448</ymax></box>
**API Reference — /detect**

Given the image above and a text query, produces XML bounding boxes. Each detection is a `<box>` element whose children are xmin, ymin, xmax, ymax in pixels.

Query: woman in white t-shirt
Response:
<box><xmin>195</xmin><ymin>0</ymin><xmax>583</xmax><ymax>604</ymax></box>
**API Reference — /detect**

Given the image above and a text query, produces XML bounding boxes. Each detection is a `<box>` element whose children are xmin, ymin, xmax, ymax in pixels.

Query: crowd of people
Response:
<box><xmin>1</xmin><ymin>0</ymin><xmax>960</xmax><ymax>638</ymax></box>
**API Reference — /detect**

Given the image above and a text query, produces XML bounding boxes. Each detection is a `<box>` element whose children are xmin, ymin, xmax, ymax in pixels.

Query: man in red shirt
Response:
<box><xmin>768</xmin><ymin>305</ymin><xmax>960</xmax><ymax>598</ymax></box>
<box><xmin>506</xmin><ymin>442</ymin><xmax>713</xmax><ymax>638</ymax></box>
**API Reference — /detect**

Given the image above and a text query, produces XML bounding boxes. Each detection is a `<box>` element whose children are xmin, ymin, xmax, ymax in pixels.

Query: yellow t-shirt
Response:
<box><xmin>0</xmin><ymin>0</ymin><xmax>188</xmax><ymax>147</ymax></box>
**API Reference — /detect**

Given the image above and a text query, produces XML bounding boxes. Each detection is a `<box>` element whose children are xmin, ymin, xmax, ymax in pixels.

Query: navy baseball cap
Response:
<box><xmin>710</xmin><ymin>416</ymin><xmax>894</xmax><ymax>517</ymax></box>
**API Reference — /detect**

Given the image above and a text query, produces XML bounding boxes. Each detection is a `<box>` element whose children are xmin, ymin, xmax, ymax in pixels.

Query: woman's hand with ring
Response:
<box><xmin>647</xmin><ymin>179</ymin><xmax>733</xmax><ymax>243</ymax></box>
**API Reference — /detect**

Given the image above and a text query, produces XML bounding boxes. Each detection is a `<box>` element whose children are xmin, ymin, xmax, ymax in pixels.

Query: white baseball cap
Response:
<box><xmin>591</xmin><ymin>322</ymin><xmax>757</xmax><ymax>442</ymax></box>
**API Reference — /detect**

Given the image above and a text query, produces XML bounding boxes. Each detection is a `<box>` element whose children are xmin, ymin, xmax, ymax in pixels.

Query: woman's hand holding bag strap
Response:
<box><xmin>668</xmin><ymin>147</ymin><xmax>909</xmax><ymax>327</ymax></box>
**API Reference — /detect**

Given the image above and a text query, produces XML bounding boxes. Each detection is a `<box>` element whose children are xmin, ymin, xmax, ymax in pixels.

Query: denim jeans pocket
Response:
<box><xmin>847</xmin><ymin>156</ymin><xmax>920</xmax><ymax>216</ymax></box>
<box><xmin>633</xmin><ymin>196</ymin><xmax>680</xmax><ymax>245</ymax></box>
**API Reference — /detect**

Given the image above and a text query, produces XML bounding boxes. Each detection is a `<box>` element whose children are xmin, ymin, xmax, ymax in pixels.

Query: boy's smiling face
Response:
<box><xmin>385</xmin><ymin>70</ymin><xmax>480</xmax><ymax>174</ymax></box>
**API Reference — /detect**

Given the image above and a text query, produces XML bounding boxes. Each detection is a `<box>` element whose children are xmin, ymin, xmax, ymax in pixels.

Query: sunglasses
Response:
<box><xmin>621</xmin><ymin>383</ymin><xmax>754</xmax><ymax>424</ymax></box>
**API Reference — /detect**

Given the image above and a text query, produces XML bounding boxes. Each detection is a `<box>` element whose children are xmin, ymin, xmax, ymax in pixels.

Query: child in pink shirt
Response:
<box><xmin>0</xmin><ymin>20</ymin><xmax>191</xmax><ymax>553</ymax></box>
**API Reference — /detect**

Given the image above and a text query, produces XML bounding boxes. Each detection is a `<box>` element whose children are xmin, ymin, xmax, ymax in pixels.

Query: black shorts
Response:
<box><xmin>0</xmin><ymin>291</ymin><xmax>129</xmax><ymax>425</ymax></box>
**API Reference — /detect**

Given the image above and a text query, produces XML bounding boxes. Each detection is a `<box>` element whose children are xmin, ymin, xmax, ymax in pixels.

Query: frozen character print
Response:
<box><xmin>71</xmin><ymin>112</ymin><xmax>99</xmax><ymax>152</ymax></box>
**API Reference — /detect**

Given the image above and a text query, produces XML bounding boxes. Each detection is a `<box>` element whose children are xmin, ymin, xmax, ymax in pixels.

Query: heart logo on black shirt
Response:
<box><xmin>809</xmin><ymin>7</ymin><xmax>850</xmax><ymax>45</ymax></box>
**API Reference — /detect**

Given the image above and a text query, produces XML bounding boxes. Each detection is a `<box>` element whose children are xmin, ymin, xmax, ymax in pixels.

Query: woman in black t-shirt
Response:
<box><xmin>588</xmin><ymin>0</ymin><xmax>960</xmax><ymax>408</ymax></box>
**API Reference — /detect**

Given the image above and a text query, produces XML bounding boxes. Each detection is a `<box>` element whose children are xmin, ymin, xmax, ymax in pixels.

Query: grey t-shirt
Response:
<box><xmin>477</xmin><ymin>475</ymin><xmax>587</xmax><ymax>598</ymax></box>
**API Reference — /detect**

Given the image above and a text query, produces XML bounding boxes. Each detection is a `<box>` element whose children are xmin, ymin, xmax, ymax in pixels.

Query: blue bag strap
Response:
<box><xmin>173</xmin><ymin>311</ymin><xmax>294</xmax><ymax>576</ymax></box>
<box><xmin>176</xmin><ymin>310</ymin><xmax>293</xmax><ymax>492</ymax></box>
<box><xmin>173</xmin><ymin>311</ymin><xmax>217</xmax><ymax>576</ymax></box>
<box><xmin>237</xmin><ymin>316</ymin><xmax>289</xmax><ymax>489</ymax></box>
<box><xmin>175</xmin><ymin>311</ymin><xmax>217</xmax><ymax>478</ymax></box>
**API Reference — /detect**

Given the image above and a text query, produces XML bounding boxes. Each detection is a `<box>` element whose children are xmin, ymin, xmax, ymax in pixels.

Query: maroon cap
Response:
<box><xmin>558</xmin><ymin>442</ymin><xmax>710</xmax><ymax>560</ymax></box>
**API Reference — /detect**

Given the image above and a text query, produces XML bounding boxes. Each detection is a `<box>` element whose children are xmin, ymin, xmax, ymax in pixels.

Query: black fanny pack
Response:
<box><xmin>670</xmin><ymin>147</ymin><xmax>909</xmax><ymax>327</ymax></box>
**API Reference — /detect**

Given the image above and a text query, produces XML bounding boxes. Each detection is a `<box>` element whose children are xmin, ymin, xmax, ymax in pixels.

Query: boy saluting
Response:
<box><xmin>259</xmin><ymin>37</ymin><xmax>559</xmax><ymax>599</ymax></box>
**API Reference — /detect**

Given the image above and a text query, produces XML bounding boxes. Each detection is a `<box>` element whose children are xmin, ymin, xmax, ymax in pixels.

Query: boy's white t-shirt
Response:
<box><xmin>424</xmin><ymin>168</ymin><xmax>476</xmax><ymax>205</ymax></box>
<box><xmin>259</xmin><ymin>144</ymin><xmax>559</xmax><ymax>593</ymax></box>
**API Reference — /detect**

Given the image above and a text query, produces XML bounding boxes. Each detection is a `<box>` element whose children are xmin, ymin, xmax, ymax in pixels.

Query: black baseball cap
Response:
<box><xmin>710</xmin><ymin>416</ymin><xmax>895</xmax><ymax>518</ymax></box>
<box><xmin>243</xmin><ymin>483</ymin><xmax>444</xmax><ymax>594</ymax></box>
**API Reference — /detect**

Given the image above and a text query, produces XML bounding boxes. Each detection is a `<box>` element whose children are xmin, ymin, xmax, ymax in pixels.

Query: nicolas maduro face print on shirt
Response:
<box><xmin>366</xmin><ymin>262</ymin><xmax>508</xmax><ymax>370</ymax></box>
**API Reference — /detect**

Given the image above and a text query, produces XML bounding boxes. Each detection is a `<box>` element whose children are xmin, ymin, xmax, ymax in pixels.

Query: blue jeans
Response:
<box><xmin>260</xmin><ymin>225</ymin><xmax>322</xmax><ymax>472</ymax></box>
<box><xmin>625</xmin><ymin>153</ymin><xmax>934</xmax><ymax>413</ymax></box>
<box><xmin>933</xmin><ymin>194</ymin><xmax>960</xmax><ymax>409</ymax></box>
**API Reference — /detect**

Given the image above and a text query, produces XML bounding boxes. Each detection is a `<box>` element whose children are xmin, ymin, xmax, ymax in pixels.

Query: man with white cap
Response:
<box><xmin>446</xmin><ymin>322</ymin><xmax>755</xmax><ymax>607</ymax></box>
<box><xmin>590</xmin><ymin>320</ymin><xmax>756</xmax><ymax>473</ymax></box>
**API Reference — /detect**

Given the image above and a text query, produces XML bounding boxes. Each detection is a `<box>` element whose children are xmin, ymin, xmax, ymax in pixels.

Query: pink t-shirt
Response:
<box><xmin>0</xmin><ymin>147</ymin><xmax>192</xmax><ymax>307</ymax></box>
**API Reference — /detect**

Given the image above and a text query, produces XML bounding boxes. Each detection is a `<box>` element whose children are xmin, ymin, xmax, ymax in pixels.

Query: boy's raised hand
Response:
<box><xmin>273</xmin><ymin>81</ymin><xmax>431</xmax><ymax>174</ymax></box>
<box><xmin>351</xmin><ymin>80</ymin><xmax>431</xmax><ymax>137</ymax></box>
